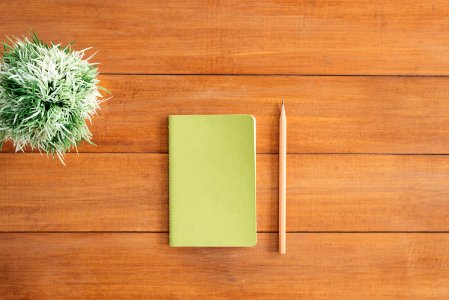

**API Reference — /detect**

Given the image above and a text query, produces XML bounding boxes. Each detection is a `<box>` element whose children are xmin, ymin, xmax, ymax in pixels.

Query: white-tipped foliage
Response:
<box><xmin>0</xmin><ymin>34</ymin><xmax>105</xmax><ymax>163</ymax></box>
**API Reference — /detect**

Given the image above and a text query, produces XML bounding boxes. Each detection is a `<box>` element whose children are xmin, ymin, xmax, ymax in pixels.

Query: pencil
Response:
<box><xmin>279</xmin><ymin>100</ymin><xmax>287</xmax><ymax>254</ymax></box>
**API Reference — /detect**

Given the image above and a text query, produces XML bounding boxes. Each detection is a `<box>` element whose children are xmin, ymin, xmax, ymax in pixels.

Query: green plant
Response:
<box><xmin>0</xmin><ymin>33</ymin><xmax>107</xmax><ymax>164</ymax></box>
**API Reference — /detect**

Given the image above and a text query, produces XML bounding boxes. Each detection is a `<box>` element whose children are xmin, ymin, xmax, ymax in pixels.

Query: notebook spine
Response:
<box><xmin>168</xmin><ymin>116</ymin><xmax>172</xmax><ymax>245</ymax></box>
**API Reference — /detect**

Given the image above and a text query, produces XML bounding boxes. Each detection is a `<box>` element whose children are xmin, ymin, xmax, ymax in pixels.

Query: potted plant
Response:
<box><xmin>0</xmin><ymin>33</ymin><xmax>108</xmax><ymax>164</ymax></box>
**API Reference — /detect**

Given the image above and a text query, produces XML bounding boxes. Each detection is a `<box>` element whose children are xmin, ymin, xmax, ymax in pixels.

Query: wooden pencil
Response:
<box><xmin>279</xmin><ymin>100</ymin><xmax>287</xmax><ymax>254</ymax></box>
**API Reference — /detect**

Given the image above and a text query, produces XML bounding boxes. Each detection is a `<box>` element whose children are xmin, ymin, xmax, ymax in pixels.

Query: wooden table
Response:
<box><xmin>1</xmin><ymin>1</ymin><xmax>449</xmax><ymax>299</ymax></box>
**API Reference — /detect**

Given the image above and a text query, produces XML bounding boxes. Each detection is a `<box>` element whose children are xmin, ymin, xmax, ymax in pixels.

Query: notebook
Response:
<box><xmin>169</xmin><ymin>114</ymin><xmax>257</xmax><ymax>247</ymax></box>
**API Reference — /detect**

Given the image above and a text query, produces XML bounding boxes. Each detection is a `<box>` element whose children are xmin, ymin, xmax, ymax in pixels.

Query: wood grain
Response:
<box><xmin>2</xmin><ymin>153</ymin><xmax>449</xmax><ymax>232</ymax></box>
<box><xmin>1</xmin><ymin>233</ymin><xmax>448</xmax><ymax>299</ymax></box>
<box><xmin>3</xmin><ymin>75</ymin><xmax>449</xmax><ymax>154</ymax></box>
<box><xmin>1</xmin><ymin>1</ymin><xmax>449</xmax><ymax>75</ymax></box>
<box><xmin>1</xmin><ymin>1</ymin><xmax>448</xmax><ymax>297</ymax></box>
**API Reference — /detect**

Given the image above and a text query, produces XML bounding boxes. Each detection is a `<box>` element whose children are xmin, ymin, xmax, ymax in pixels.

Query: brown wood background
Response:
<box><xmin>1</xmin><ymin>1</ymin><xmax>449</xmax><ymax>299</ymax></box>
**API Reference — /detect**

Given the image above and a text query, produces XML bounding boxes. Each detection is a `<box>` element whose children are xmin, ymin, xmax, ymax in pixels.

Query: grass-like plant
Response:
<box><xmin>0</xmin><ymin>33</ymin><xmax>107</xmax><ymax>164</ymax></box>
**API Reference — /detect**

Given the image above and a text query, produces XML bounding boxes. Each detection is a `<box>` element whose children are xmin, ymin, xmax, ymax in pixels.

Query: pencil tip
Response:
<box><xmin>281</xmin><ymin>99</ymin><xmax>285</xmax><ymax>115</ymax></box>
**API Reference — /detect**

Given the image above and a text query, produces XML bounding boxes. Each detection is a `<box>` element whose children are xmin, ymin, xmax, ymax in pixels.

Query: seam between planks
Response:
<box><xmin>100</xmin><ymin>73</ymin><xmax>449</xmax><ymax>78</ymax></box>
<box><xmin>2</xmin><ymin>153</ymin><xmax>449</xmax><ymax>156</ymax></box>
<box><xmin>2</xmin><ymin>231</ymin><xmax>449</xmax><ymax>234</ymax></box>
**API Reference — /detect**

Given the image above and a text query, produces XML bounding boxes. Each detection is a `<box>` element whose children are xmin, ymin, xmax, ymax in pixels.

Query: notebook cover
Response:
<box><xmin>169</xmin><ymin>114</ymin><xmax>257</xmax><ymax>247</ymax></box>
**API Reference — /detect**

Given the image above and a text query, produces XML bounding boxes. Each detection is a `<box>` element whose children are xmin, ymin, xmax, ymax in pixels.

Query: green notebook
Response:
<box><xmin>169</xmin><ymin>114</ymin><xmax>257</xmax><ymax>247</ymax></box>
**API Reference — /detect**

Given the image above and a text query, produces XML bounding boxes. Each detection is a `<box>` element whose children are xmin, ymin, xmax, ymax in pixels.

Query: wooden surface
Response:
<box><xmin>2</xmin><ymin>154</ymin><xmax>449</xmax><ymax>232</ymax></box>
<box><xmin>1</xmin><ymin>234</ymin><xmax>449</xmax><ymax>299</ymax></box>
<box><xmin>1</xmin><ymin>1</ymin><xmax>449</xmax><ymax>299</ymax></box>
<box><xmin>2</xmin><ymin>0</ymin><xmax>449</xmax><ymax>75</ymax></box>
<box><xmin>3</xmin><ymin>75</ymin><xmax>449</xmax><ymax>154</ymax></box>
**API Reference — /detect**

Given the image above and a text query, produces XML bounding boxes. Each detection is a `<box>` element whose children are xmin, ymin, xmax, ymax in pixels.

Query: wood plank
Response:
<box><xmin>2</xmin><ymin>153</ymin><xmax>449</xmax><ymax>232</ymax></box>
<box><xmin>1</xmin><ymin>233</ymin><xmax>448</xmax><ymax>299</ymax></box>
<box><xmin>3</xmin><ymin>75</ymin><xmax>449</xmax><ymax>154</ymax></box>
<box><xmin>1</xmin><ymin>1</ymin><xmax>449</xmax><ymax>75</ymax></box>
<box><xmin>0</xmin><ymin>153</ymin><xmax>163</xmax><ymax>232</ymax></box>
